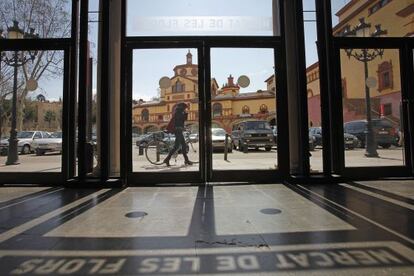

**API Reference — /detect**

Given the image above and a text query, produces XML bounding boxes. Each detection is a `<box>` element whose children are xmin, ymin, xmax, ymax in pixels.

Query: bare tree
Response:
<box><xmin>0</xmin><ymin>0</ymin><xmax>71</xmax><ymax>130</ymax></box>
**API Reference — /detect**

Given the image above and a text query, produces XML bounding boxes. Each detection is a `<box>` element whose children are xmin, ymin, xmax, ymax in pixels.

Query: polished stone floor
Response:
<box><xmin>0</xmin><ymin>181</ymin><xmax>413</xmax><ymax>275</ymax></box>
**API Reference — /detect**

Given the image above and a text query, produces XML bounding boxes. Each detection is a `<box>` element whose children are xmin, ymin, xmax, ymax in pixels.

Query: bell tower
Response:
<box><xmin>186</xmin><ymin>50</ymin><xmax>192</xmax><ymax>65</ymax></box>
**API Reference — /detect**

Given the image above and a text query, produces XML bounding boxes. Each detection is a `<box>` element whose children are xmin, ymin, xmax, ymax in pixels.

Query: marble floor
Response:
<box><xmin>0</xmin><ymin>181</ymin><xmax>413</xmax><ymax>275</ymax></box>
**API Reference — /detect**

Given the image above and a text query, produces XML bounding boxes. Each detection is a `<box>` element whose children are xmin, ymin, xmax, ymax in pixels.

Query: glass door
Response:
<box><xmin>208</xmin><ymin>46</ymin><xmax>284</xmax><ymax>182</ymax></box>
<box><xmin>333</xmin><ymin>44</ymin><xmax>413</xmax><ymax>177</ymax></box>
<box><xmin>125</xmin><ymin>42</ymin><xmax>286</xmax><ymax>184</ymax></box>
<box><xmin>126</xmin><ymin>45</ymin><xmax>204</xmax><ymax>185</ymax></box>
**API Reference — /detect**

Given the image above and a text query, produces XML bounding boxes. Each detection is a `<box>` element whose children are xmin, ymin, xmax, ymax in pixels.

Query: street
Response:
<box><xmin>0</xmin><ymin>145</ymin><xmax>405</xmax><ymax>173</ymax></box>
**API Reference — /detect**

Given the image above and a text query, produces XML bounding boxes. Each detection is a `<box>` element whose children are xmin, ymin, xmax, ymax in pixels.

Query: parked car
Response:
<box><xmin>344</xmin><ymin>132</ymin><xmax>360</xmax><ymax>150</ymax></box>
<box><xmin>32</xmin><ymin>132</ymin><xmax>63</xmax><ymax>155</ymax></box>
<box><xmin>211</xmin><ymin>128</ymin><xmax>232</xmax><ymax>152</ymax></box>
<box><xmin>189</xmin><ymin>133</ymin><xmax>199</xmax><ymax>143</ymax></box>
<box><xmin>309</xmin><ymin>134</ymin><xmax>316</xmax><ymax>151</ymax></box>
<box><xmin>343</xmin><ymin>119</ymin><xmax>396</xmax><ymax>149</ymax></box>
<box><xmin>309</xmin><ymin>127</ymin><xmax>360</xmax><ymax>150</ymax></box>
<box><xmin>135</xmin><ymin>133</ymin><xmax>154</xmax><ymax>148</ymax></box>
<box><xmin>0</xmin><ymin>131</ymin><xmax>50</xmax><ymax>155</ymax></box>
<box><xmin>309</xmin><ymin>127</ymin><xmax>323</xmax><ymax>147</ymax></box>
<box><xmin>231</xmin><ymin>120</ymin><xmax>275</xmax><ymax>152</ymax></box>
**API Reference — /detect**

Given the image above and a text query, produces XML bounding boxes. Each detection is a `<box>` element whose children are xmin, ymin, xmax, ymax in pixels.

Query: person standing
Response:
<box><xmin>163</xmin><ymin>102</ymin><xmax>193</xmax><ymax>166</ymax></box>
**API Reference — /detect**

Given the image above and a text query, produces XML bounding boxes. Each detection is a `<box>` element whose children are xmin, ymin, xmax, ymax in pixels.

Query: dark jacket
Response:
<box><xmin>174</xmin><ymin>108</ymin><xmax>188</xmax><ymax>129</ymax></box>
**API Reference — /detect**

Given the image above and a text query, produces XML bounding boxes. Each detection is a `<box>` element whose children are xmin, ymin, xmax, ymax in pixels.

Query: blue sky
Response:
<box><xmin>35</xmin><ymin>0</ymin><xmax>350</xmax><ymax>101</ymax></box>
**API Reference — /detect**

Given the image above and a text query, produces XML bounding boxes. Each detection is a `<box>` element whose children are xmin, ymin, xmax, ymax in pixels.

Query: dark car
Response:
<box><xmin>231</xmin><ymin>120</ymin><xmax>275</xmax><ymax>152</ymax></box>
<box><xmin>309</xmin><ymin>127</ymin><xmax>360</xmax><ymax>150</ymax></box>
<box><xmin>343</xmin><ymin>119</ymin><xmax>396</xmax><ymax>149</ymax></box>
<box><xmin>309</xmin><ymin>127</ymin><xmax>323</xmax><ymax>147</ymax></box>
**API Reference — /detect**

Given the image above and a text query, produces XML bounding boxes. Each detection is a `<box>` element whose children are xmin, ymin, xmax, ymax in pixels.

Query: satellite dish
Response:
<box><xmin>237</xmin><ymin>75</ymin><xmax>250</xmax><ymax>88</ymax></box>
<box><xmin>26</xmin><ymin>78</ymin><xmax>38</xmax><ymax>91</ymax></box>
<box><xmin>159</xmin><ymin>77</ymin><xmax>171</xmax><ymax>89</ymax></box>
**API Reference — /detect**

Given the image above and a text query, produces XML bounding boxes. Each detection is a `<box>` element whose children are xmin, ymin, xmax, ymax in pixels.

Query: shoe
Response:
<box><xmin>184</xmin><ymin>160</ymin><xmax>193</xmax><ymax>165</ymax></box>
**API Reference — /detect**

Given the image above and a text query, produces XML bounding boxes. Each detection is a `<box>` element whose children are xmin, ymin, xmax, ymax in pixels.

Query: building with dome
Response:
<box><xmin>132</xmin><ymin>51</ymin><xmax>276</xmax><ymax>134</ymax></box>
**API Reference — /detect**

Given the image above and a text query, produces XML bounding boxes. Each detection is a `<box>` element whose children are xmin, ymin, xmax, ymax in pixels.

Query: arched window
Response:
<box><xmin>173</xmin><ymin>80</ymin><xmax>185</xmax><ymax>93</ymax></box>
<box><xmin>242</xmin><ymin>105</ymin><xmax>250</xmax><ymax>114</ymax></box>
<box><xmin>259</xmin><ymin>104</ymin><xmax>268</xmax><ymax>114</ymax></box>
<box><xmin>212</xmin><ymin>103</ymin><xmax>222</xmax><ymax>117</ymax></box>
<box><xmin>377</xmin><ymin>61</ymin><xmax>393</xmax><ymax>91</ymax></box>
<box><xmin>141</xmin><ymin>109</ymin><xmax>149</xmax><ymax>122</ymax></box>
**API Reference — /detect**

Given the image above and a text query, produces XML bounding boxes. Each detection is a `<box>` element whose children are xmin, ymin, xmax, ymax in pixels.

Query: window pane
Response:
<box><xmin>0</xmin><ymin>50</ymin><xmax>65</xmax><ymax>172</ymax></box>
<box><xmin>132</xmin><ymin>49</ymin><xmax>199</xmax><ymax>172</ymax></box>
<box><xmin>127</xmin><ymin>0</ymin><xmax>280</xmax><ymax>36</ymax></box>
<box><xmin>210</xmin><ymin>48</ymin><xmax>277</xmax><ymax>171</ymax></box>
<box><xmin>0</xmin><ymin>0</ymin><xmax>72</xmax><ymax>39</ymax></box>
<box><xmin>303</xmin><ymin>0</ymin><xmax>323</xmax><ymax>172</ymax></box>
<box><xmin>331</xmin><ymin>0</ymin><xmax>410</xmax><ymax>37</ymax></box>
<box><xmin>340</xmin><ymin>48</ymin><xmax>404</xmax><ymax>167</ymax></box>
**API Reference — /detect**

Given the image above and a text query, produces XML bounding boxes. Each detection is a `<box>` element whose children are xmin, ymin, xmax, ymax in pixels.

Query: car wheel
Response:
<box><xmin>35</xmin><ymin>149</ymin><xmax>45</xmax><ymax>156</ymax></box>
<box><xmin>381</xmin><ymin>144</ymin><xmax>391</xmax><ymax>149</ymax></box>
<box><xmin>21</xmin><ymin>145</ymin><xmax>31</xmax><ymax>155</ymax></box>
<box><xmin>265</xmin><ymin>146</ymin><xmax>272</xmax><ymax>151</ymax></box>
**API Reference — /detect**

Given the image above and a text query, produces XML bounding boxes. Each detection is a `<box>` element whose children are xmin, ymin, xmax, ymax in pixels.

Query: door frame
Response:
<box><xmin>331</xmin><ymin>38</ymin><xmax>414</xmax><ymax>178</ymax></box>
<box><xmin>204</xmin><ymin>40</ymin><xmax>288</xmax><ymax>183</ymax></box>
<box><xmin>122</xmin><ymin>37</ymin><xmax>287</xmax><ymax>185</ymax></box>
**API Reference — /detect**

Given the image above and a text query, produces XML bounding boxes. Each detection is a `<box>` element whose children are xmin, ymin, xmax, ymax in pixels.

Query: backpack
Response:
<box><xmin>166</xmin><ymin>116</ymin><xmax>175</xmax><ymax>133</ymax></box>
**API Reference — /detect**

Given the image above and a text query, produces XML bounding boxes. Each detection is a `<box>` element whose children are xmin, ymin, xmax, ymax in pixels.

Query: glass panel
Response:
<box><xmin>132</xmin><ymin>49</ymin><xmax>199</xmax><ymax>172</ymax></box>
<box><xmin>210</xmin><ymin>48</ymin><xmax>277</xmax><ymax>171</ymax></box>
<box><xmin>331</xmin><ymin>0</ymin><xmax>410</xmax><ymax>37</ymax></box>
<box><xmin>341</xmin><ymin>48</ymin><xmax>404</xmax><ymax>167</ymax></box>
<box><xmin>0</xmin><ymin>50</ymin><xmax>64</xmax><ymax>172</ymax></box>
<box><xmin>303</xmin><ymin>0</ymin><xmax>323</xmax><ymax>172</ymax></box>
<box><xmin>126</xmin><ymin>0</ymin><xmax>279</xmax><ymax>36</ymax></box>
<box><xmin>86</xmin><ymin>0</ymin><xmax>100</xmax><ymax>176</ymax></box>
<box><xmin>0</xmin><ymin>0</ymin><xmax>72</xmax><ymax>39</ymax></box>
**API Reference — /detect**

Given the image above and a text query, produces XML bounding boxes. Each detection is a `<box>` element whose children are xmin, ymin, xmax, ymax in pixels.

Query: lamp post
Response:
<box><xmin>0</xmin><ymin>21</ymin><xmax>38</xmax><ymax>165</ymax></box>
<box><xmin>343</xmin><ymin>18</ymin><xmax>387</xmax><ymax>157</ymax></box>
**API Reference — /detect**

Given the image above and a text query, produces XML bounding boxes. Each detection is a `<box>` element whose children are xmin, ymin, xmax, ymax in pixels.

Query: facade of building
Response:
<box><xmin>132</xmin><ymin>52</ymin><xmax>276</xmax><ymax>134</ymax></box>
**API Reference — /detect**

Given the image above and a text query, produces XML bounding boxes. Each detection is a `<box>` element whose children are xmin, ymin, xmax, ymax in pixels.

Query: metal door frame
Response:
<box><xmin>122</xmin><ymin>37</ymin><xmax>287</xmax><ymax>185</ymax></box>
<box><xmin>331</xmin><ymin>38</ymin><xmax>414</xmax><ymax>178</ymax></box>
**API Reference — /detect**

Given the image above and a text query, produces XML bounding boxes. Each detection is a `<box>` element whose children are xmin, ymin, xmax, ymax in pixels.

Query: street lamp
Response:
<box><xmin>343</xmin><ymin>18</ymin><xmax>387</xmax><ymax>157</ymax></box>
<box><xmin>0</xmin><ymin>20</ymin><xmax>38</xmax><ymax>165</ymax></box>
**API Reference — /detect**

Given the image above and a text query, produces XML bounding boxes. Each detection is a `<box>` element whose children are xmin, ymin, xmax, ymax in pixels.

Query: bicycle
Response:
<box><xmin>144</xmin><ymin>130</ymin><xmax>199</xmax><ymax>165</ymax></box>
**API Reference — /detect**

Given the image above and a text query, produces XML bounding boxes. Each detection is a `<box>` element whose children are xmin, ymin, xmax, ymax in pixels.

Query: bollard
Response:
<box><xmin>156</xmin><ymin>143</ymin><xmax>160</xmax><ymax>162</ymax></box>
<box><xmin>224</xmin><ymin>134</ymin><xmax>228</xmax><ymax>161</ymax></box>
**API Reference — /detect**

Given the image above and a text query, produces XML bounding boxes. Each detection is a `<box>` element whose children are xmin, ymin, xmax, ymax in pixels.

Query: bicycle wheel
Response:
<box><xmin>186</xmin><ymin>141</ymin><xmax>199</xmax><ymax>164</ymax></box>
<box><xmin>145</xmin><ymin>140</ymin><xmax>171</xmax><ymax>165</ymax></box>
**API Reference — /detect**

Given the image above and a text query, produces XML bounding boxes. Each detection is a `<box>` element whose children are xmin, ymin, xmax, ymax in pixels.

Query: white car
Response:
<box><xmin>0</xmin><ymin>131</ymin><xmax>50</xmax><ymax>155</ymax></box>
<box><xmin>211</xmin><ymin>128</ymin><xmax>232</xmax><ymax>152</ymax></box>
<box><xmin>32</xmin><ymin>132</ymin><xmax>63</xmax><ymax>155</ymax></box>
